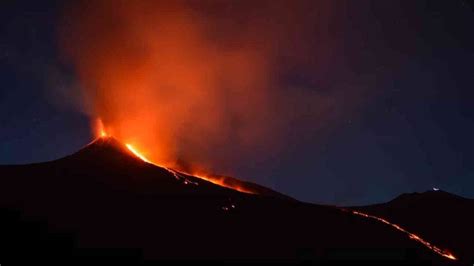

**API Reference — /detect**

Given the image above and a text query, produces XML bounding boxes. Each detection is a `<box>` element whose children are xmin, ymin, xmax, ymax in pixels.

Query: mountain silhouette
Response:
<box><xmin>354</xmin><ymin>190</ymin><xmax>474</xmax><ymax>264</ymax></box>
<box><xmin>0</xmin><ymin>137</ymin><xmax>459</xmax><ymax>264</ymax></box>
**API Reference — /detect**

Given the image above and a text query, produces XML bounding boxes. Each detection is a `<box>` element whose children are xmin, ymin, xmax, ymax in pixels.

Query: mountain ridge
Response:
<box><xmin>353</xmin><ymin>189</ymin><xmax>473</xmax><ymax>263</ymax></box>
<box><xmin>0</xmin><ymin>137</ymin><xmax>461</xmax><ymax>264</ymax></box>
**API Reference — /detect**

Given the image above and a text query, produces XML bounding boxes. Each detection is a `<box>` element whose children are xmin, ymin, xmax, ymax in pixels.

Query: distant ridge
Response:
<box><xmin>0</xmin><ymin>137</ymin><xmax>460</xmax><ymax>264</ymax></box>
<box><xmin>353</xmin><ymin>189</ymin><xmax>474</xmax><ymax>264</ymax></box>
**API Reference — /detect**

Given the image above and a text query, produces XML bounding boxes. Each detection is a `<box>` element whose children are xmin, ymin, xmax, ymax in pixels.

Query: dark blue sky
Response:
<box><xmin>1</xmin><ymin>0</ymin><xmax>473</xmax><ymax>205</ymax></box>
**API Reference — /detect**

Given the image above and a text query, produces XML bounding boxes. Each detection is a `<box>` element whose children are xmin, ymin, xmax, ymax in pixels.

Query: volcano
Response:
<box><xmin>0</xmin><ymin>137</ymin><xmax>460</xmax><ymax>264</ymax></box>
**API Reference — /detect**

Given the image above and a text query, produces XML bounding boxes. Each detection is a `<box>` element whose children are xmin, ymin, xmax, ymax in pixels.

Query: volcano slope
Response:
<box><xmin>0</xmin><ymin>137</ymin><xmax>457</xmax><ymax>264</ymax></box>
<box><xmin>353</xmin><ymin>190</ymin><xmax>474</xmax><ymax>265</ymax></box>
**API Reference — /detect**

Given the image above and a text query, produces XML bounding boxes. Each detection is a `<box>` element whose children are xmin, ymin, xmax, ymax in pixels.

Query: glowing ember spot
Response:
<box><xmin>125</xmin><ymin>144</ymin><xmax>151</xmax><ymax>163</ymax></box>
<box><xmin>346</xmin><ymin>209</ymin><xmax>457</xmax><ymax>261</ymax></box>
<box><xmin>96</xmin><ymin>118</ymin><xmax>108</xmax><ymax>138</ymax></box>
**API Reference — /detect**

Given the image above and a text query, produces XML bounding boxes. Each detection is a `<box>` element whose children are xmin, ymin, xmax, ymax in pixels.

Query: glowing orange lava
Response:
<box><xmin>188</xmin><ymin>172</ymin><xmax>255</xmax><ymax>194</ymax></box>
<box><xmin>125</xmin><ymin>144</ymin><xmax>151</xmax><ymax>163</ymax></box>
<box><xmin>346</xmin><ymin>209</ymin><xmax>457</xmax><ymax>261</ymax></box>
<box><xmin>123</xmin><ymin>142</ymin><xmax>254</xmax><ymax>194</ymax></box>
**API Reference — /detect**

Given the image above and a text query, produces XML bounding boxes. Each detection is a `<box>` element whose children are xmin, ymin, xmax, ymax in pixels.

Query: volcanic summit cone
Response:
<box><xmin>0</xmin><ymin>137</ymin><xmax>458</xmax><ymax>264</ymax></box>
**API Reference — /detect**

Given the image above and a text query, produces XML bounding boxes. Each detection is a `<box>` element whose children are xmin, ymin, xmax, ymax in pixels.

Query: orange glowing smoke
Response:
<box><xmin>347</xmin><ymin>209</ymin><xmax>457</xmax><ymax>261</ymax></box>
<box><xmin>59</xmin><ymin>0</ymin><xmax>344</xmax><ymax>182</ymax></box>
<box><xmin>60</xmin><ymin>0</ymin><xmax>279</xmax><ymax>176</ymax></box>
<box><xmin>95</xmin><ymin>118</ymin><xmax>108</xmax><ymax>138</ymax></box>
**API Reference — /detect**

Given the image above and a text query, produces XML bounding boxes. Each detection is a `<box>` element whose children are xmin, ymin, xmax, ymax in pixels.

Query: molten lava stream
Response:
<box><xmin>124</xmin><ymin>142</ymin><xmax>254</xmax><ymax>194</ymax></box>
<box><xmin>344</xmin><ymin>209</ymin><xmax>457</xmax><ymax>261</ymax></box>
<box><xmin>125</xmin><ymin>144</ymin><xmax>151</xmax><ymax>163</ymax></box>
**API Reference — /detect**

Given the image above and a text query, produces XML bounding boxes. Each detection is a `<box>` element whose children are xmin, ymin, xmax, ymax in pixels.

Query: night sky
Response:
<box><xmin>1</xmin><ymin>0</ymin><xmax>473</xmax><ymax>205</ymax></box>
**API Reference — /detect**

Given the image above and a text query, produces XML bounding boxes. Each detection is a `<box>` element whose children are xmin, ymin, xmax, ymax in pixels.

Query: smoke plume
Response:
<box><xmin>59</xmin><ymin>0</ymin><xmax>344</xmax><ymax>176</ymax></box>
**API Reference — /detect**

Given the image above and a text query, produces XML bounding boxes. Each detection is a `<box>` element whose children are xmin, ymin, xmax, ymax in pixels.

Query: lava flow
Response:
<box><xmin>345</xmin><ymin>209</ymin><xmax>457</xmax><ymax>261</ymax></box>
<box><xmin>125</xmin><ymin>144</ymin><xmax>151</xmax><ymax>163</ymax></box>
<box><xmin>94</xmin><ymin>120</ymin><xmax>255</xmax><ymax>195</ymax></box>
<box><xmin>125</xmin><ymin>142</ymin><xmax>255</xmax><ymax>194</ymax></box>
